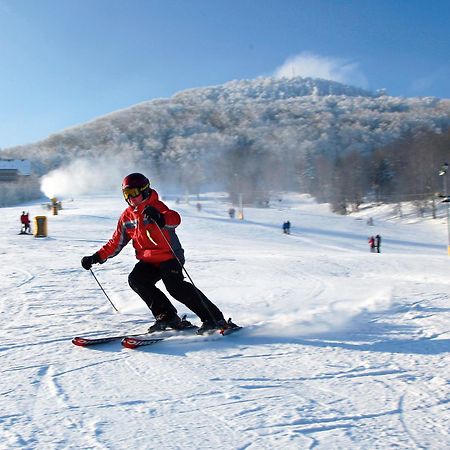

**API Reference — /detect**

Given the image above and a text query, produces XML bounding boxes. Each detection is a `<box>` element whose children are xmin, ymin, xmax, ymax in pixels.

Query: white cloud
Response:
<box><xmin>274</xmin><ymin>52</ymin><xmax>368</xmax><ymax>88</ymax></box>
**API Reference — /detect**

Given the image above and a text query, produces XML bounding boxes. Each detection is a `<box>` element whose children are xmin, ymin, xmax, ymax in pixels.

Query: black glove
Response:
<box><xmin>143</xmin><ymin>206</ymin><xmax>165</xmax><ymax>227</ymax></box>
<box><xmin>81</xmin><ymin>252</ymin><xmax>102</xmax><ymax>270</ymax></box>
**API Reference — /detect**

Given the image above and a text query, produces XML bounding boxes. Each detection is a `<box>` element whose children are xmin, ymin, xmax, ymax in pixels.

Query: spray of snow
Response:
<box><xmin>40</xmin><ymin>157</ymin><xmax>143</xmax><ymax>199</ymax></box>
<box><xmin>253</xmin><ymin>288</ymin><xmax>394</xmax><ymax>337</ymax></box>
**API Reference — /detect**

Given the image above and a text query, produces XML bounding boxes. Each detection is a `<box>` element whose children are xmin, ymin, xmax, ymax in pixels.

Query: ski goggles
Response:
<box><xmin>122</xmin><ymin>183</ymin><xmax>149</xmax><ymax>200</ymax></box>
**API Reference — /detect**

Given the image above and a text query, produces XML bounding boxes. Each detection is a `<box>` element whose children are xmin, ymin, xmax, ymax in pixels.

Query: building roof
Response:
<box><xmin>0</xmin><ymin>159</ymin><xmax>31</xmax><ymax>175</ymax></box>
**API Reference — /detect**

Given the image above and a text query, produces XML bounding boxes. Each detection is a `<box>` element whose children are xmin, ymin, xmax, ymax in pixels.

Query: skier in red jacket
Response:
<box><xmin>20</xmin><ymin>211</ymin><xmax>31</xmax><ymax>234</ymax></box>
<box><xmin>81</xmin><ymin>173</ymin><xmax>236</xmax><ymax>334</ymax></box>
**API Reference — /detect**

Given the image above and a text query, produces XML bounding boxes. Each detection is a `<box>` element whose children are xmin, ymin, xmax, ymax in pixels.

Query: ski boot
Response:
<box><xmin>148</xmin><ymin>314</ymin><xmax>195</xmax><ymax>333</ymax></box>
<box><xmin>197</xmin><ymin>318</ymin><xmax>239</xmax><ymax>335</ymax></box>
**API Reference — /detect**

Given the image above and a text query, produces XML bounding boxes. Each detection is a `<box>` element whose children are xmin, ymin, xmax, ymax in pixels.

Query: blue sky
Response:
<box><xmin>1</xmin><ymin>0</ymin><xmax>449</xmax><ymax>148</ymax></box>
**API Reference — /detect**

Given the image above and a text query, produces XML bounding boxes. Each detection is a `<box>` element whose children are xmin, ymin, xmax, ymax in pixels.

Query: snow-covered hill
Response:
<box><xmin>1</xmin><ymin>192</ymin><xmax>449</xmax><ymax>449</ymax></box>
<box><xmin>4</xmin><ymin>76</ymin><xmax>450</xmax><ymax>185</ymax></box>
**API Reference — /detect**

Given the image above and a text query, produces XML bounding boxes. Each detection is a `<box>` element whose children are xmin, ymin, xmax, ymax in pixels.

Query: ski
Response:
<box><xmin>122</xmin><ymin>325</ymin><xmax>242</xmax><ymax>349</ymax></box>
<box><xmin>121</xmin><ymin>325</ymin><xmax>199</xmax><ymax>348</ymax></box>
<box><xmin>73</xmin><ymin>322</ymin><xmax>242</xmax><ymax>348</ymax></box>
<box><xmin>72</xmin><ymin>332</ymin><xmax>147</xmax><ymax>347</ymax></box>
<box><xmin>72</xmin><ymin>325</ymin><xmax>198</xmax><ymax>347</ymax></box>
<box><xmin>121</xmin><ymin>335</ymin><xmax>166</xmax><ymax>349</ymax></box>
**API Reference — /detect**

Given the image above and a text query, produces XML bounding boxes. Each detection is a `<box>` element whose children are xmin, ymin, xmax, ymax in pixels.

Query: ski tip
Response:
<box><xmin>121</xmin><ymin>338</ymin><xmax>139</xmax><ymax>349</ymax></box>
<box><xmin>72</xmin><ymin>337</ymin><xmax>89</xmax><ymax>346</ymax></box>
<box><xmin>121</xmin><ymin>336</ymin><xmax>165</xmax><ymax>349</ymax></box>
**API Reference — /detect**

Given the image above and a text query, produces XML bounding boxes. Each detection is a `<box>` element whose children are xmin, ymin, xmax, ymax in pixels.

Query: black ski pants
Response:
<box><xmin>128</xmin><ymin>258</ymin><xmax>224</xmax><ymax>323</ymax></box>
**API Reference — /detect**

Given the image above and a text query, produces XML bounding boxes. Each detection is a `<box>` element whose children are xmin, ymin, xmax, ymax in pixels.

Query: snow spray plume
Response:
<box><xmin>40</xmin><ymin>157</ymin><xmax>139</xmax><ymax>199</ymax></box>
<box><xmin>253</xmin><ymin>288</ymin><xmax>393</xmax><ymax>338</ymax></box>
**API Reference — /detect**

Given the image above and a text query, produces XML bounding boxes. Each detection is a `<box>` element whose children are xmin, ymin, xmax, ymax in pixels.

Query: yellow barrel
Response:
<box><xmin>34</xmin><ymin>216</ymin><xmax>47</xmax><ymax>237</ymax></box>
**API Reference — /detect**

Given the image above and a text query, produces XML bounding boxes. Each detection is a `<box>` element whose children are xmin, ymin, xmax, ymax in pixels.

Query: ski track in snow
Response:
<box><xmin>0</xmin><ymin>193</ymin><xmax>449</xmax><ymax>449</ymax></box>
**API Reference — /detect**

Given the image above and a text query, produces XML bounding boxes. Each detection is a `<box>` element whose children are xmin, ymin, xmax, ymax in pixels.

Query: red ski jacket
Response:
<box><xmin>21</xmin><ymin>214</ymin><xmax>30</xmax><ymax>225</ymax></box>
<box><xmin>97</xmin><ymin>189</ymin><xmax>184</xmax><ymax>265</ymax></box>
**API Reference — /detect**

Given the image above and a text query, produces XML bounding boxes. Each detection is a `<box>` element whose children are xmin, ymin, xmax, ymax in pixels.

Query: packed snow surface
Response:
<box><xmin>1</xmin><ymin>193</ymin><xmax>449</xmax><ymax>449</ymax></box>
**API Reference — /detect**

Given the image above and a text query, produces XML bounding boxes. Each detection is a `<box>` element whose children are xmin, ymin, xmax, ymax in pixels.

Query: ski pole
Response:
<box><xmin>89</xmin><ymin>268</ymin><xmax>119</xmax><ymax>312</ymax></box>
<box><xmin>153</xmin><ymin>222</ymin><xmax>218</xmax><ymax>323</ymax></box>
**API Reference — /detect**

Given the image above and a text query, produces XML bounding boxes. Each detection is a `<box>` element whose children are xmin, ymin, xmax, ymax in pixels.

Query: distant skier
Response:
<box><xmin>368</xmin><ymin>236</ymin><xmax>375</xmax><ymax>252</ymax></box>
<box><xmin>228</xmin><ymin>207</ymin><xmax>235</xmax><ymax>219</ymax></box>
<box><xmin>20</xmin><ymin>211</ymin><xmax>31</xmax><ymax>234</ymax></box>
<box><xmin>282</xmin><ymin>220</ymin><xmax>291</xmax><ymax>234</ymax></box>
<box><xmin>375</xmin><ymin>234</ymin><xmax>381</xmax><ymax>253</ymax></box>
<box><xmin>80</xmin><ymin>173</ymin><xmax>237</xmax><ymax>334</ymax></box>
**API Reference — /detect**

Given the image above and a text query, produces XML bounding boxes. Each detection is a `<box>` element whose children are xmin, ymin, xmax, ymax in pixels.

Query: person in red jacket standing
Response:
<box><xmin>20</xmin><ymin>211</ymin><xmax>31</xmax><ymax>234</ymax></box>
<box><xmin>368</xmin><ymin>236</ymin><xmax>375</xmax><ymax>252</ymax></box>
<box><xmin>81</xmin><ymin>173</ymin><xmax>236</xmax><ymax>334</ymax></box>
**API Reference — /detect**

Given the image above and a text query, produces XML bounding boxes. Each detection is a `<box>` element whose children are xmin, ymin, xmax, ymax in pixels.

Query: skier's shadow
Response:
<box><xmin>82</xmin><ymin>333</ymin><xmax>450</xmax><ymax>356</ymax></box>
<box><xmin>130</xmin><ymin>327</ymin><xmax>450</xmax><ymax>357</ymax></box>
<box><xmin>284</xmin><ymin>335</ymin><xmax>450</xmax><ymax>355</ymax></box>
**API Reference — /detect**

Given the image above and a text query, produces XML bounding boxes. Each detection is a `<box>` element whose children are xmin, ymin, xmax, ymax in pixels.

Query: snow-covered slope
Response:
<box><xmin>1</xmin><ymin>193</ymin><xmax>449</xmax><ymax>449</ymax></box>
